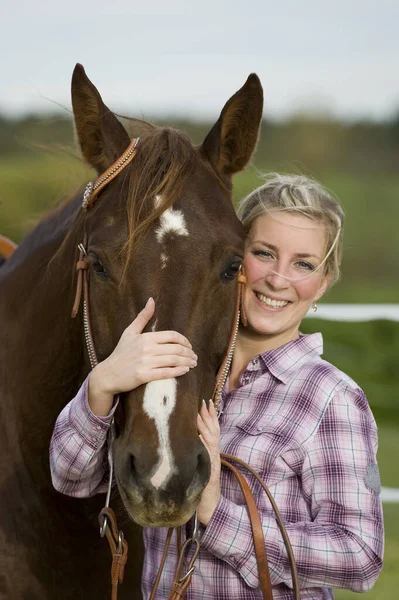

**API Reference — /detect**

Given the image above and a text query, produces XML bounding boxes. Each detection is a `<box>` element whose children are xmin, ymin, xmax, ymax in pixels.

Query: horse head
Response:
<box><xmin>71</xmin><ymin>64</ymin><xmax>263</xmax><ymax>527</ymax></box>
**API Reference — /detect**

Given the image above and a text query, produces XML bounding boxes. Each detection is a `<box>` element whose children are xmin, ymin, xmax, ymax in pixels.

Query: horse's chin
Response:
<box><xmin>123</xmin><ymin>500</ymin><xmax>197</xmax><ymax>528</ymax></box>
<box><xmin>117</xmin><ymin>483</ymin><xmax>201</xmax><ymax>528</ymax></box>
<box><xmin>127</xmin><ymin>508</ymin><xmax>195</xmax><ymax>528</ymax></box>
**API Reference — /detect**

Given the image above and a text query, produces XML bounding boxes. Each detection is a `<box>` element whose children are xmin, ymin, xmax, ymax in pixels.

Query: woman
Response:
<box><xmin>50</xmin><ymin>174</ymin><xmax>384</xmax><ymax>599</ymax></box>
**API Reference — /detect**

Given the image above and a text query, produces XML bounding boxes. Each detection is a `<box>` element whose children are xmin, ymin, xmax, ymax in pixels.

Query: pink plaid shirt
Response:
<box><xmin>50</xmin><ymin>333</ymin><xmax>384</xmax><ymax>599</ymax></box>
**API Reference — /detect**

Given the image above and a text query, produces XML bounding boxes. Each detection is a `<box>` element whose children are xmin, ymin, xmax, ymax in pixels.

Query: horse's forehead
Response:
<box><xmin>154</xmin><ymin>192</ymin><xmax>242</xmax><ymax>241</ymax></box>
<box><xmin>154</xmin><ymin>196</ymin><xmax>189</xmax><ymax>243</ymax></box>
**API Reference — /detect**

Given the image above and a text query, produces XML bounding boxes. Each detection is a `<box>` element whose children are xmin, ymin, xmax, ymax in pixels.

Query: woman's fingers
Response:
<box><xmin>198</xmin><ymin>400</ymin><xmax>220</xmax><ymax>449</ymax></box>
<box><xmin>148</xmin><ymin>354</ymin><xmax>197</xmax><ymax>369</ymax></box>
<box><xmin>127</xmin><ymin>297</ymin><xmax>155</xmax><ymax>335</ymax></box>
<box><xmin>149</xmin><ymin>343</ymin><xmax>197</xmax><ymax>359</ymax></box>
<box><xmin>151</xmin><ymin>330</ymin><xmax>192</xmax><ymax>348</ymax></box>
<box><xmin>147</xmin><ymin>365</ymin><xmax>191</xmax><ymax>381</ymax></box>
<box><xmin>200</xmin><ymin>400</ymin><xmax>219</xmax><ymax>432</ymax></box>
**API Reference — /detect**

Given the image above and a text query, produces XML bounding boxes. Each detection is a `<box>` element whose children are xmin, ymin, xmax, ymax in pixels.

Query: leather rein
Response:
<box><xmin>71</xmin><ymin>139</ymin><xmax>300</xmax><ymax>600</ymax></box>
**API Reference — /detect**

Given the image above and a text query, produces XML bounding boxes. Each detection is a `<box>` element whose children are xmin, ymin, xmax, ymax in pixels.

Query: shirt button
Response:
<box><xmin>252</xmin><ymin>358</ymin><xmax>259</xmax><ymax>366</ymax></box>
<box><xmin>243</xmin><ymin>375</ymin><xmax>250</xmax><ymax>383</ymax></box>
<box><xmin>95</xmin><ymin>425</ymin><xmax>102</xmax><ymax>431</ymax></box>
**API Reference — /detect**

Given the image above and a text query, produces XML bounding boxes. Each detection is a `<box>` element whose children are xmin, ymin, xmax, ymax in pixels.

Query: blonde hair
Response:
<box><xmin>236</xmin><ymin>174</ymin><xmax>344</xmax><ymax>286</ymax></box>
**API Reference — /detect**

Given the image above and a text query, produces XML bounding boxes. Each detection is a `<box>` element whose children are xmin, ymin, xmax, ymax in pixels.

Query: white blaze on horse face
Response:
<box><xmin>143</xmin><ymin>378</ymin><xmax>177</xmax><ymax>489</ymax></box>
<box><xmin>154</xmin><ymin>193</ymin><xmax>189</xmax><ymax>243</ymax></box>
<box><xmin>155</xmin><ymin>208</ymin><xmax>189</xmax><ymax>243</ymax></box>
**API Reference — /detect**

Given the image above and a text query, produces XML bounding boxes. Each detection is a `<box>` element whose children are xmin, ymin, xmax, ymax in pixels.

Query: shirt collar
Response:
<box><xmin>258</xmin><ymin>332</ymin><xmax>323</xmax><ymax>384</ymax></box>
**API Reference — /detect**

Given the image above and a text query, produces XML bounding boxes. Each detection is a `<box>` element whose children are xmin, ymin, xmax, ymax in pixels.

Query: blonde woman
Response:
<box><xmin>50</xmin><ymin>175</ymin><xmax>384</xmax><ymax>599</ymax></box>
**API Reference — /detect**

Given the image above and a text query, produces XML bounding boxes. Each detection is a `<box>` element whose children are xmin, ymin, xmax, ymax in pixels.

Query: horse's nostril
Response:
<box><xmin>130</xmin><ymin>454</ymin><xmax>135</xmax><ymax>473</ymax></box>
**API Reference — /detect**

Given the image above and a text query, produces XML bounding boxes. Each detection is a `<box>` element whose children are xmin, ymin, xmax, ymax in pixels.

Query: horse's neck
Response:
<box><xmin>0</xmin><ymin>196</ymin><xmax>87</xmax><ymax>478</ymax></box>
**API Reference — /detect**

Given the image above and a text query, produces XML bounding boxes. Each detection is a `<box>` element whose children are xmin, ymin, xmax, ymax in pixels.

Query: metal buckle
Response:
<box><xmin>100</xmin><ymin>514</ymin><xmax>108</xmax><ymax>538</ymax></box>
<box><xmin>178</xmin><ymin>565</ymin><xmax>196</xmax><ymax>584</ymax></box>
<box><xmin>177</xmin><ymin>537</ymin><xmax>200</xmax><ymax>583</ymax></box>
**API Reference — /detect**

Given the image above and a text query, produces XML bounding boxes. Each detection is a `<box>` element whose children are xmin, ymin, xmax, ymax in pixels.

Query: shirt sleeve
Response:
<box><xmin>200</xmin><ymin>386</ymin><xmax>384</xmax><ymax>593</ymax></box>
<box><xmin>49</xmin><ymin>376</ymin><xmax>119</xmax><ymax>498</ymax></box>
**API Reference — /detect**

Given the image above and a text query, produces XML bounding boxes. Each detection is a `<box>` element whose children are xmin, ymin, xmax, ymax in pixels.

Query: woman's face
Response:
<box><xmin>242</xmin><ymin>211</ymin><xmax>330</xmax><ymax>344</ymax></box>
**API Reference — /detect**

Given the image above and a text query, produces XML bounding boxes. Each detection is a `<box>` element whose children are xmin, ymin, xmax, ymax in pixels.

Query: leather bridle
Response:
<box><xmin>71</xmin><ymin>140</ymin><xmax>300</xmax><ymax>600</ymax></box>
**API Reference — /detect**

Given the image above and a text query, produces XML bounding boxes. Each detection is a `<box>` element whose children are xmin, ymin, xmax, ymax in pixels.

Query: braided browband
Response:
<box><xmin>82</xmin><ymin>138</ymin><xmax>140</xmax><ymax>210</ymax></box>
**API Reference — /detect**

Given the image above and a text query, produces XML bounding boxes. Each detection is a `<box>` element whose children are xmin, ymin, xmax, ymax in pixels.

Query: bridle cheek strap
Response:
<box><xmin>71</xmin><ymin>236</ymin><xmax>89</xmax><ymax>319</ymax></box>
<box><xmin>212</xmin><ymin>267</ymin><xmax>247</xmax><ymax>411</ymax></box>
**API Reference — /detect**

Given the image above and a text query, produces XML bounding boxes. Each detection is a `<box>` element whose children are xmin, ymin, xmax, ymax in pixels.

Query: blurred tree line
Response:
<box><xmin>1</xmin><ymin>110</ymin><xmax>399</xmax><ymax>173</ymax></box>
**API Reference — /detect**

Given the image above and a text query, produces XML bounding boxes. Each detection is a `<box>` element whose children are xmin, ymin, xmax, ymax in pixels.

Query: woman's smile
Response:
<box><xmin>254</xmin><ymin>291</ymin><xmax>291</xmax><ymax>310</ymax></box>
<box><xmin>242</xmin><ymin>211</ymin><xmax>330</xmax><ymax>349</ymax></box>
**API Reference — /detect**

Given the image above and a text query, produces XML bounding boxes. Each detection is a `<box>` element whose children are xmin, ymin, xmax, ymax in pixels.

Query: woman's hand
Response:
<box><xmin>88</xmin><ymin>298</ymin><xmax>197</xmax><ymax>416</ymax></box>
<box><xmin>197</xmin><ymin>399</ymin><xmax>221</xmax><ymax>526</ymax></box>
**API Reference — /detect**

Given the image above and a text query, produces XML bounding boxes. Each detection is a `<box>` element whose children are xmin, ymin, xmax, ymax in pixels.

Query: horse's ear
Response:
<box><xmin>201</xmin><ymin>74</ymin><xmax>263</xmax><ymax>176</ymax></box>
<box><xmin>71</xmin><ymin>64</ymin><xmax>130</xmax><ymax>174</ymax></box>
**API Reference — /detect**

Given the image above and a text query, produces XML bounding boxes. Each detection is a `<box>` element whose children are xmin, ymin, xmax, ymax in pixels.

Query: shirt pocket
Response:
<box><xmin>231</xmin><ymin>419</ymin><xmax>297</xmax><ymax>489</ymax></box>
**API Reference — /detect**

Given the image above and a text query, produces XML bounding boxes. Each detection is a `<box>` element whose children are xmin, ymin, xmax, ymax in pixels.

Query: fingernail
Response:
<box><xmin>146</xmin><ymin>297</ymin><xmax>153</xmax><ymax>305</ymax></box>
<box><xmin>202</xmin><ymin>399</ymin><xmax>206</xmax><ymax>406</ymax></box>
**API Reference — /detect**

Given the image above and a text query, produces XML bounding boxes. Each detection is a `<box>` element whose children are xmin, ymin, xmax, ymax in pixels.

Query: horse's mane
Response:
<box><xmin>122</xmin><ymin>125</ymin><xmax>198</xmax><ymax>267</ymax></box>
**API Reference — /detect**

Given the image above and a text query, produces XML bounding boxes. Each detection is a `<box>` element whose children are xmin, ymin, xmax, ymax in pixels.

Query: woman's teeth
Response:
<box><xmin>256</xmin><ymin>293</ymin><xmax>289</xmax><ymax>308</ymax></box>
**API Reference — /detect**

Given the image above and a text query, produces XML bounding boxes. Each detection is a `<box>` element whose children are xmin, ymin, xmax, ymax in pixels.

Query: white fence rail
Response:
<box><xmin>306</xmin><ymin>304</ymin><xmax>399</xmax><ymax>504</ymax></box>
<box><xmin>306</xmin><ymin>304</ymin><xmax>399</xmax><ymax>322</ymax></box>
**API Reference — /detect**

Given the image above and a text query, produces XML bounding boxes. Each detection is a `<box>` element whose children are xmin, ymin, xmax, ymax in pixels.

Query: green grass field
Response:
<box><xmin>1</xmin><ymin>151</ymin><xmax>397</xmax><ymax>597</ymax></box>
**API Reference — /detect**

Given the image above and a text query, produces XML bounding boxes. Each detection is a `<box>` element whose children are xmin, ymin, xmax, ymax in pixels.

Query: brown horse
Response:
<box><xmin>0</xmin><ymin>64</ymin><xmax>263</xmax><ymax>599</ymax></box>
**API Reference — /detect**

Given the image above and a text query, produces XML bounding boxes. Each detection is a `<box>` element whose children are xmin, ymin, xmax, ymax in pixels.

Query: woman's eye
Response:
<box><xmin>253</xmin><ymin>249</ymin><xmax>273</xmax><ymax>259</ymax></box>
<box><xmin>296</xmin><ymin>260</ymin><xmax>314</xmax><ymax>271</ymax></box>
<box><xmin>221</xmin><ymin>258</ymin><xmax>243</xmax><ymax>281</ymax></box>
<box><xmin>92</xmin><ymin>258</ymin><xmax>107</xmax><ymax>278</ymax></box>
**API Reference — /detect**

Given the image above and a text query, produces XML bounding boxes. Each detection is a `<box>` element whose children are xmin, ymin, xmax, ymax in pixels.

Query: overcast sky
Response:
<box><xmin>1</xmin><ymin>0</ymin><xmax>398</xmax><ymax>122</ymax></box>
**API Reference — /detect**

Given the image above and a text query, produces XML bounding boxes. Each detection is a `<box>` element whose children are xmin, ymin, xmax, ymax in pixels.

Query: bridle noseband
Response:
<box><xmin>71</xmin><ymin>140</ymin><xmax>300</xmax><ymax>600</ymax></box>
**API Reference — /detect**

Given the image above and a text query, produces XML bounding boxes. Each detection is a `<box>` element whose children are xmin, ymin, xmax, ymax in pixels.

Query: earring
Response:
<box><xmin>312</xmin><ymin>301</ymin><xmax>318</xmax><ymax>313</ymax></box>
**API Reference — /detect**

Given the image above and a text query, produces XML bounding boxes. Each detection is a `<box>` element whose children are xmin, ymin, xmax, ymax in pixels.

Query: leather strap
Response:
<box><xmin>148</xmin><ymin>528</ymin><xmax>175</xmax><ymax>600</ymax></box>
<box><xmin>71</xmin><ymin>241</ymin><xmax>89</xmax><ymax>318</ymax></box>
<box><xmin>168</xmin><ymin>536</ymin><xmax>200</xmax><ymax>600</ymax></box>
<box><xmin>212</xmin><ymin>266</ymin><xmax>247</xmax><ymax>410</ymax></box>
<box><xmin>221</xmin><ymin>453</ymin><xmax>300</xmax><ymax>599</ymax></box>
<box><xmin>98</xmin><ymin>507</ymin><xmax>128</xmax><ymax>600</ymax></box>
<box><xmin>0</xmin><ymin>235</ymin><xmax>17</xmax><ymax>260</ymax></box>
<box><xmin>82</xmin><ymin>138</ymin><xmax>140</xmax><ymax>210</ymax></box>
<box><xmin>151</xmin><ymin>454</ymin><xmax>300</xmax><ymax>600</ymax></box>
<box><xmin>220</xmin><ymin>458</ymin><xmax>273</xmax><ymax>599</ymax></box>
<box><xmin>238</xmin><ymin>271</ymin><xmax>248</xmax><ymax>326</ymax></box>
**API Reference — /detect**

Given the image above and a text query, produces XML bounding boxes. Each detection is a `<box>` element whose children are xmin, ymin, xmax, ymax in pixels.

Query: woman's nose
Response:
<box><xmin>265</xmin><ymin>264</ymin><xmax>291</xmax><ymax>289</ymax></box>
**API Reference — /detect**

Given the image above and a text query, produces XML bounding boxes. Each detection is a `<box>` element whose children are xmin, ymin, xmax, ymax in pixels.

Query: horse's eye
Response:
<box><xmin>221</xmin><ymin>257</ymin><xmax>243</xmax><ymax>281</ymax></box>
<box><xmin>92</xmin><ymin>258</ymin><xmax>107</xmax><ymax>278</ymax></box>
